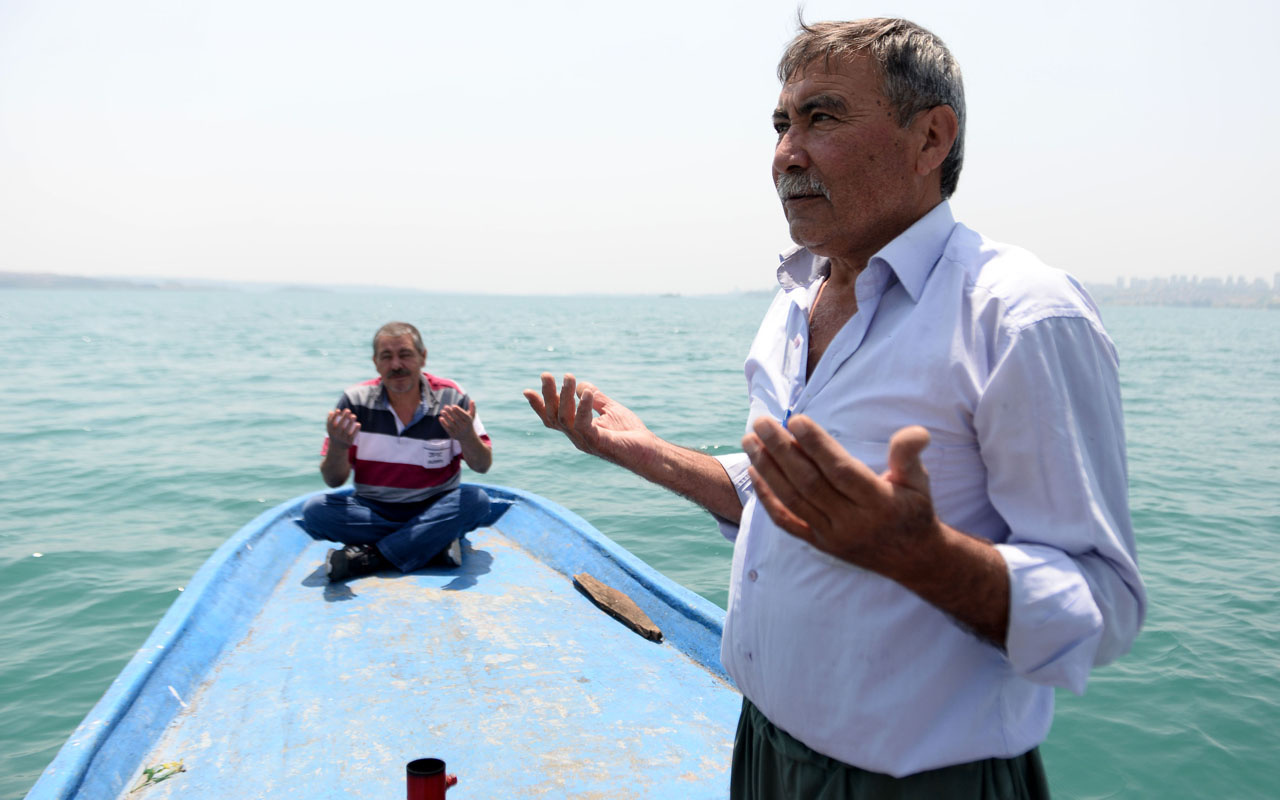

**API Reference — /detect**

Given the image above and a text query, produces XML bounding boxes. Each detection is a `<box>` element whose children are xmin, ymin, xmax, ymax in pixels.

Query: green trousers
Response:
<box><xmin>730</xmin><ymin>699</ymin><xmax>1051</xmax><ymax>800</ymax></box>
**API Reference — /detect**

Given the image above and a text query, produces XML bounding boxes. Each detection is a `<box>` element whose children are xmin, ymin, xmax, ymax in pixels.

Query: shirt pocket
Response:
<box><xmin>418</xmin><ymin>439</ymin><xmax>456</xmax><ymax>469</ymax></box>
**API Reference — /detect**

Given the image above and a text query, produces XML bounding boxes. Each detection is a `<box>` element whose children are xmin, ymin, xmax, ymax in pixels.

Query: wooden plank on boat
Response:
<box><xmin>573</xmin><ymin>572</ymin><xmax>663</xmax><ymax>642</ymax></box>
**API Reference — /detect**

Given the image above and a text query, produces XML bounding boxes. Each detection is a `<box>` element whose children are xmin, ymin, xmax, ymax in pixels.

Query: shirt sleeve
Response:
<box><xmin>712</xmin><ymin>453</ymin><xmax>755</xmax><ymax>542</ymax></box>
<box><xmin>976</xmin><ymin>315</ymin><xmax>1146</xmax><ymax>694</ymax></box>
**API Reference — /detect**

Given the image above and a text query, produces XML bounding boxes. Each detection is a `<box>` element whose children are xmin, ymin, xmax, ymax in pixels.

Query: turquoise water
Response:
<box><xmin>1</xmin><ymin>291</ymin><xmax>1277</xmax><ymax>798</ymax></box>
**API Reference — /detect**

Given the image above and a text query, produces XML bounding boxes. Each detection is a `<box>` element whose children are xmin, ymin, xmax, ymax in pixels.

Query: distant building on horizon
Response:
<box><xmin>1089</xmin><ymin>272</ymin><xmax>1278</xmax><ymax>309</ymax></box>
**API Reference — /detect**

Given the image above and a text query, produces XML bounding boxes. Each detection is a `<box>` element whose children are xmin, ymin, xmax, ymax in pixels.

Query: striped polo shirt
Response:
<box><xmin>324</xmin><ymin>371</ymin><xmax>490</xmax><ymax>504</ymax></box>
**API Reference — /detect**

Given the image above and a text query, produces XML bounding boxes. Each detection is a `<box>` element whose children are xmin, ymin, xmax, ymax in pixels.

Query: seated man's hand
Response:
<box><xmin>326</xmin><ymin>408</ymin><xmax>361</xmax><ymax>448</ymax></box>
<box><xmin>523</xmin><ymin>373</ymin><xmax>657</xmax><ymax>467</ymax></box>
<box><xmin>440</xmin><ymin>399</ymin><xmax>479</xmax><ymax>441</ymax></box>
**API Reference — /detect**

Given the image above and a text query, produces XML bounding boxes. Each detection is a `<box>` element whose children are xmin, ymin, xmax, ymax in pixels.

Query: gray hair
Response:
<box><xmin>372</xmin><ymin>321</ymin><xmax>426</xmax><ymax>356</ymax></box>
<box><xmin>778</xmin><ymin>17</ymin><xmax>965</xmax><ymax>200</ymax></box>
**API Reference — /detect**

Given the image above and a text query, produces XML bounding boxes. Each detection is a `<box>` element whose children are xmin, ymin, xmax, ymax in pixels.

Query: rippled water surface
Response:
<box><xmin>1</xmin><ymin>292</ymin><xmax>1276</xmax><ymax>798</ymax></box>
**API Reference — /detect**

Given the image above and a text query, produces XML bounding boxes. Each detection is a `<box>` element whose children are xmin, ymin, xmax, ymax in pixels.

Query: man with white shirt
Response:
<box><xmin>525</xmin><ymin>17</ymin><xmax>1144</xmax><ymax>799</ymax></box>
<box><xmin>303</xmin><ymin>321</ymin><xmax>492</xmax><ymax>582</ymax></box>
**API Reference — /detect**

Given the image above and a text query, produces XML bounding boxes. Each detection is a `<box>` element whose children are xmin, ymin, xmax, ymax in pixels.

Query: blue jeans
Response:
<box><xmin>300</xmin><ymin>486</ymin><xmax>491</xmax><ymax>573</ymax></box>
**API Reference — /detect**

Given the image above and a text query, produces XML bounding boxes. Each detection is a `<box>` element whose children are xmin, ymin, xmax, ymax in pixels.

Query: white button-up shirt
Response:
<box><xmin>715</xmin><ymin>201</ymin><xmax>1145</xmax><ymax>776</ymax></box>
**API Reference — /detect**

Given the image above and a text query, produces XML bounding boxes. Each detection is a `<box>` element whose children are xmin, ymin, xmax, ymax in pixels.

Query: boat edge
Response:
<box><xmin>23</xmin><ymin>484</ymin><xmax>732</xmax><ymax>799</ymax></box>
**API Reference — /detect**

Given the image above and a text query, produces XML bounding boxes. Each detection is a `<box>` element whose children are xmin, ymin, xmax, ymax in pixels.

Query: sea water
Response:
<box><xmin>1</xmin><ymin>290</ymin><xmax>1276</xmax><ymax>798</ymax></box>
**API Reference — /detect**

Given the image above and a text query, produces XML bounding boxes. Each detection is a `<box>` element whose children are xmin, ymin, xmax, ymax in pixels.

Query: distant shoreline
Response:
<box><xmin>0</xmin><ymin>271</ymin><xmax>344</xmax><ymax>293</ymax></box>
<box><xmin>1085</xmin><ymin>280</ymin><xmax>1279</xmax><ymax>310</ymax></box>
<box><xmin>0</xmin><ymin>271</ymin><xmax>211</xmax><ymax>291</ymax></box>
<box><xmin>0</xmin><ymin>271</ymin><xmax>763</xmax><ymax>298</ymax></box>
<box><xmin>2</xmin><ymin>270</ymin><xmax>1275</xmax><ymax>308</ymax></box>
<box><xmin>1095</xmin><ymin>299</ymin><xmax>1277</xmax><ymax>310</ymax></box>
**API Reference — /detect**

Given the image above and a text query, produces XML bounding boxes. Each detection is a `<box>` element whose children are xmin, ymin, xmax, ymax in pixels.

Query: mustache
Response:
<box><xmin>776</xmin><ymin>171</ymin><xmax>830</xmax><ymax>201</ymax></box>
<box><xmin>389</xmin><ymin>369</ymin><xmax>412</xmax><ymax>377</ymax></box>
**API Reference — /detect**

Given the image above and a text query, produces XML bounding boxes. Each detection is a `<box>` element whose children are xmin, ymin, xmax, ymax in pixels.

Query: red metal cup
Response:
<box><xmin>406</xmin><ymin>758</ymin><xmax>456</xmax><ymax>800</ymax></box>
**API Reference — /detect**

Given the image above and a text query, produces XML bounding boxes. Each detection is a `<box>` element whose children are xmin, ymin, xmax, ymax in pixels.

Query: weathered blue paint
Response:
<box><xmin>26</xmin><ymin>485</ymin><xmax>742</xmax><ymax>799</ymax></box>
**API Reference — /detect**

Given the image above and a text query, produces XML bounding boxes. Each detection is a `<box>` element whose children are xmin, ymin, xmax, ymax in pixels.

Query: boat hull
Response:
<box><xmin>25</xmin><ymin>485</ymin><xmax>740</xmax><ymax>799</ymax></box>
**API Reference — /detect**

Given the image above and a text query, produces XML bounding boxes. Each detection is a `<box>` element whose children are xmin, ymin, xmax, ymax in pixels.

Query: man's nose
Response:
<box><xmin>773</xmin><ymin>129</ymin><xmax>810</xmax><ymax>174</ymax></box>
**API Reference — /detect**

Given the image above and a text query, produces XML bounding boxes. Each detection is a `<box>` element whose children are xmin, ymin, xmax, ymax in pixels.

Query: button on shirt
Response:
<box><xmin>714</xmin><ymin>202</ymin><xmax>1145</xmax><ymax>777</ymax></box>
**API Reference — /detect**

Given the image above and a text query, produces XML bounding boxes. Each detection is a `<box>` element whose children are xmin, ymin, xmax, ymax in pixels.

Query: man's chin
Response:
<box><xmin>788</xmin><ymin>223</ymin><xmax>827</xmax><ymax>252</ymax></box>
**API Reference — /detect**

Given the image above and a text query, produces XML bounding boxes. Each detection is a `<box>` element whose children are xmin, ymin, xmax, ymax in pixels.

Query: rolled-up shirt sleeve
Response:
<box><xmin>978</xmin><ymin>314</ymin><xmax>1146</xmax><ymax>694</ymax></box>
<box><xmin>713</xmin><ymin>452</ymin><xmax>755</xmax><ymax>542</ymax></box>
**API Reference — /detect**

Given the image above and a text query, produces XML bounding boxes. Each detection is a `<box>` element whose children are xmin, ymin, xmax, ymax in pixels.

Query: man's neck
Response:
<box><xmin>820</xmin><ymin>195</ymin><xmax>943</xmax><ymax>287</ymax></box>
<box><xmin>825</xmin><ymin>256</ymin><xmax>867</xmax><ymax>289</ymax></box>
<box><xmin>386</xmin><ymin>380</ymin><xmax>423</xmax><ymax>426</ymax></box>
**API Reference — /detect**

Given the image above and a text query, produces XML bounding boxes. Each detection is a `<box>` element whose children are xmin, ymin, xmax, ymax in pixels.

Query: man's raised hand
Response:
<box><xmin>523</xmin><ymin>373</ymin><xmax>656</xmax><ymax>468</ymax></box>
<box><xmin>742</xmin><ymin>414</ymin><xmax>941</xmax><ymax>581</ymax></box>
<box><xmin>326</xmin><ymin>408</ymin><xmax>361</xmax><ymax>449</ymax></box>
<box><xmin>440</xmin><ymin>398</ymin><xmax>479</xmax><ymax>440</ymax></box>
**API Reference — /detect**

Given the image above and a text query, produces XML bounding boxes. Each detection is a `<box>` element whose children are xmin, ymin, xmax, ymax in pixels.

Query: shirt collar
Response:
<box><xmin>776</xmin><ymin>201</ymin><xmax>956</xmax><ymax>303</ymax></box>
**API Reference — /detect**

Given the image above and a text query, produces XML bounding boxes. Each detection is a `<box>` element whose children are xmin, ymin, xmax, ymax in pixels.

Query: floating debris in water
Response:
<box><xmin>32</xmin><ymin>553</ymin><xmax>43</xmax><ymax>558</ymax></box>
<box><xmin>130</xmin><ymin>760</ymin><xmax>185</xmax><ymax>793</ymax></box>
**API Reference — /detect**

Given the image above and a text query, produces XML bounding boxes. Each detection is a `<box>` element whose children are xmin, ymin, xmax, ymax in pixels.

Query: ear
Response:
<box><xmin>912</xmin><ymin>105</ymin><xmax>959</xmax><ymax>179</ymax></box>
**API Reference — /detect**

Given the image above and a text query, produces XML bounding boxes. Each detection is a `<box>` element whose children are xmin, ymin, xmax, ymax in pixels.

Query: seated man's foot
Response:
<box><xmin>442</xmin><ymin>538</ymin><xmax>463</xmax><ymax>568</ymax></box>
<box><xmin>325</xmin><ymin>543</ymin><xmax>391</xmax><ymax>582</ymax></box>
<box><xmin>427</xmin><ymin>538</ymin><xmax>464</xmax><ymax>568</ymax></box>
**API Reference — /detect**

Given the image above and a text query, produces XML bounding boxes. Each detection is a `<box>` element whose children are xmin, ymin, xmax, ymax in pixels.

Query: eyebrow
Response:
<box><xmin>799</xmin><ymin>93</ymin><xmax>848</xmax><ymax>117</ymax></box>
<box><xmin>774</xmin><ymin>92</ymin><xmax>849</xmax><ymax>121</ymax></box>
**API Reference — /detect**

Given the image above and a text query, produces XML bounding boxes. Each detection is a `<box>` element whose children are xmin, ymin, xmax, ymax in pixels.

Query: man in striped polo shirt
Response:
<box><xmin>301</xmin><ymin>321</ymin><xmax>493</xmax><ymax>582</ymax></box>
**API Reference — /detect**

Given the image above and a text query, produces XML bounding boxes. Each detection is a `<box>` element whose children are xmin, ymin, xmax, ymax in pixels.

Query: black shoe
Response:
<box><xmin>427</xmin><ymin>538</ymin><xmax>463</xmax><ymax>568</ymax></box>
<box><xmin>441</xmin><ymin>538</ymin><xmax>463</xmax><ymax>568</ymax></box>
<box><xmin>325</xmin><ymin>544</ymin><xmax>390</xmax><ymax>582</ymax></box>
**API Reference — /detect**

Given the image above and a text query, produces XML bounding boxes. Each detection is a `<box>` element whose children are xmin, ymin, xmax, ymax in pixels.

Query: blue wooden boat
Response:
<box><xmin>25</xmin><ymin>485</ymin><xmax>740</xmax><ymax>799</ymax></box>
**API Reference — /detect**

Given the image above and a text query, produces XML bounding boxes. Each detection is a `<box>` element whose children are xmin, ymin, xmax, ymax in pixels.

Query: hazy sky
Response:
<box><xmin>1</xmin><ymin>0</ymin><xmax>1276</xmax><ymax>294</ymax></box>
